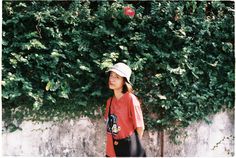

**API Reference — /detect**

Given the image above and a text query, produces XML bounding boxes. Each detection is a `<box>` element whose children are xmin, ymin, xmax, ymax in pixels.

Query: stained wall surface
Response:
<box><xmin>2</xmin><ymin>110</ymin><xmax>234</xmax><ymax>157</ymax></box>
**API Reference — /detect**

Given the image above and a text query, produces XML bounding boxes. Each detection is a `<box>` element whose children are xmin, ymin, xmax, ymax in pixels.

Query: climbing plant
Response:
<box><xmin>2</xmin><ymin>1</ymin><xmax>234</xmax><ymax>142</ymax></box>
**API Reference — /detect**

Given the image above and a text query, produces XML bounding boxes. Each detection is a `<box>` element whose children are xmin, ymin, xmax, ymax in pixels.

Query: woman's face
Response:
<box><xmin>108</xmin><ymin>71</ymin><xmax>124</xmax><ymax>90</ymax></box>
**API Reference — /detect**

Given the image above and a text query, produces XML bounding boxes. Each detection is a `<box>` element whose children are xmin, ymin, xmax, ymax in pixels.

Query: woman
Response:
<box><xmin>104</xmin><ymin>62</ymin><xmax>146</xmax><ymax>157</ymax></box>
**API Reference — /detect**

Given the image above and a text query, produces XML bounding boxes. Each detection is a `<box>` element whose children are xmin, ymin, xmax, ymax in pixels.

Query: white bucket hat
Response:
<box><xmin>107</xmin><ymin>62</ymin><xmax>132</xmax><ymax>84</ymax></box>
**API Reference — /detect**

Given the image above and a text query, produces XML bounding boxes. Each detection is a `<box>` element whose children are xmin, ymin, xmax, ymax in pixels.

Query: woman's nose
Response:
<box><xmin>109</xmin><ymin>78</ymin><xmax>114</xmax><ymax>82</ymax></box>
<box><xmin>109</xmin><ymin>77</ymin><xmax>115</xmax><ymax>82</ymax></box>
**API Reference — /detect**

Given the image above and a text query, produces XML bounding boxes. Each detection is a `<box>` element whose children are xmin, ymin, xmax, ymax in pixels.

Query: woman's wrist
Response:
<box><xmin>136</xmin><ymin>127</ymin><xmax>144</xmax><ymax>139</ymax></box>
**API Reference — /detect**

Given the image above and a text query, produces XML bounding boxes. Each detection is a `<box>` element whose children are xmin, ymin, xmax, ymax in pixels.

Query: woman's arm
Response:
<box><xmin>136</xmin><ymin>127</ymin><xmax>144</xmax><ymax>139</ymax></box>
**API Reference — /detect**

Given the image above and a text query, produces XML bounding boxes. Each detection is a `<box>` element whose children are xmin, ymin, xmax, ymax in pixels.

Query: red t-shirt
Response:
<box><xmin>104</xmin><ymin>92</ymin><xmax>145</xmax><ymax>157</ymax></box>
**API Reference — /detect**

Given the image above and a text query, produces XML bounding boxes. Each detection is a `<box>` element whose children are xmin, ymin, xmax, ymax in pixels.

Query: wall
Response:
<box><xmin>164</xmin><ymin>109</ymin><xmax>234</xmax><ymax>156</ymax></box>
<box><xmin>2</xmin><ymin>110</ymin><xmax>234</xmax><ymax>157</ymax></box>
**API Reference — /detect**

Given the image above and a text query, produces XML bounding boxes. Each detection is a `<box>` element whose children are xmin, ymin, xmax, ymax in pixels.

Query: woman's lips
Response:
<box><xmin>109</xmin><ymin>82</ymin><xmax>114</xmax><ymax>86</ymax></box>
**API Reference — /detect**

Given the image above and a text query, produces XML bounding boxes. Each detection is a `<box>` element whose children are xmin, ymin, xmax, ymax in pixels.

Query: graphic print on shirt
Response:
<box><xmin>107</xmin><ymin>114</ymin><xmax>121</xmax><ymax>135</ymax></box>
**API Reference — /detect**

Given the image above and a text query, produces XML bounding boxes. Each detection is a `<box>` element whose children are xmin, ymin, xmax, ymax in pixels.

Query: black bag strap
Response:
<box><xmin>108</xmin><ymin>96</ymin><xmax>115</xmax><ymax>139</ymax></box>
<box><xmin>108</xmin><ymin>96</ymin><xmax>113</xmax><ymax>117</ymax></box>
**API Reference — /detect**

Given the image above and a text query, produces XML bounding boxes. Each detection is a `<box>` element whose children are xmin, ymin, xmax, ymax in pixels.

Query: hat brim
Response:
<box><xmin>107</xmin><ymin>68</ymin><xmax>132</xmax><ymax>84</ymax></box>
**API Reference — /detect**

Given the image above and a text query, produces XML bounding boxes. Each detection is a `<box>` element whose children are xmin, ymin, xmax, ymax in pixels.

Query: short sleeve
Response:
<box><xmin>129</xmin><ymin>94</ymin><xmax>145</xmax><ymax>129</ymax></box>
<box><xmin>104</xmin><ymin>98</ymin><xmax>111</xmax><ymax>121</ymax></box>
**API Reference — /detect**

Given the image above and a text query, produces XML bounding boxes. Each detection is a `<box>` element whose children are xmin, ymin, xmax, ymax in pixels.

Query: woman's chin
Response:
<box><xmin>109</xmin><ymin>85</ymin><xmax>115</xmax><ymax>89</ymax></box>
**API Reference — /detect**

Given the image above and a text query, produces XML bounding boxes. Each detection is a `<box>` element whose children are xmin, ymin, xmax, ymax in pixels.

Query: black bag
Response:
<box><xmin>113</xmin><ymin>131</ymin><xmax>146</xmax><ymax>157</ymax></box>
<box><xmin>108</xmin><ymin>97</ymin><xmax>147</xmax><ymax>157</ymax></box>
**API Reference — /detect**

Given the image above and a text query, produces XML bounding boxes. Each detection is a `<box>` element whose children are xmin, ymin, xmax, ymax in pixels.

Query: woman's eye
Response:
<box><xmin>109</xmin><ymin>73</ymin><xmax>120</xmax><ymax>79</ymax></box>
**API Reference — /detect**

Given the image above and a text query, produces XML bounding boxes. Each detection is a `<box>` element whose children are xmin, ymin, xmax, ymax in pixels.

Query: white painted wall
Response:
<box><xmin>2</xmin><ymin>110</ymin><xmax>234</xmax><ymax>156</ymax></box>
<box><xmin>164</xmin><ymin>110</ymin><xmax>234</xmax><ymax>157</ymax></box>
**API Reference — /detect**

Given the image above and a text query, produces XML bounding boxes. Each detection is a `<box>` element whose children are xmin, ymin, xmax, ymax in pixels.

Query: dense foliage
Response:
<box><xmin>2</xmin><ymin>1</ymin><xmax>234</xmax><ymax>138</ymax></box>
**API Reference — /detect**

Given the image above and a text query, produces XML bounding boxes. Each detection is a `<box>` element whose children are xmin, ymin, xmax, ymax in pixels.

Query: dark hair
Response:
<box><xmin>122</xmin><ymin>78</ymin><xmax>133</xmax><ymax>93</ymax></box>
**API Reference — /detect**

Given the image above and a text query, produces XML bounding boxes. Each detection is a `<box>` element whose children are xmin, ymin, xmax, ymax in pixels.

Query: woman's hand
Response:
<box><xmin>136</xmin><ymin>127</ymin><xmax>144</xmax><ymax>139</ymax></box>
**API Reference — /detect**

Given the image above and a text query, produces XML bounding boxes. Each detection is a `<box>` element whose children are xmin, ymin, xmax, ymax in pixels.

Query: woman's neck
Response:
<box><xmin>114</xmin><ymin>89</ymin><xmax>124</xmax><ymax>100</ymax></box>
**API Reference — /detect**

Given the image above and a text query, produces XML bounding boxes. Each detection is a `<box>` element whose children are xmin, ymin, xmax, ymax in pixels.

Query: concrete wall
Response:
<box><xmin>164</xmin><ymin>109</ymin><xmax>235</xmax><ymax>157</ymax></box>
<box><xmin>2</xmin><ymin>110</ymin><xmax>234</xmax><ymax>157</ymax></box>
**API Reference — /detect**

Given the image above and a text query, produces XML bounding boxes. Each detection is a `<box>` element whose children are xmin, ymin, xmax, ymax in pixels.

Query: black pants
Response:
<box><xmin>113</xmin><ymin>131</ymin><xmax>146</xmax><ymax>157</ymax></box>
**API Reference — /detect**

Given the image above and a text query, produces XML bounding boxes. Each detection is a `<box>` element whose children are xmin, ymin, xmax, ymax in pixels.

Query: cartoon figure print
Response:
<box><xmin>107</xmin><ymin>114</ymin><xmax>121</xmax><ymax>135</ymax></box>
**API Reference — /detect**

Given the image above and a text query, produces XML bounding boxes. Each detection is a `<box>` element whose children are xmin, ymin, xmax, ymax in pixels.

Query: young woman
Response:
<box><xmin>104</xmin><ymin>62</ymin><xmax>146</xmax><ymax>157</ymax></box>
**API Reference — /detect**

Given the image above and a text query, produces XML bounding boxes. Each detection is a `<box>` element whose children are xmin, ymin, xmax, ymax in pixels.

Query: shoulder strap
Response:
<box><xmin>108</xmin><ymin>97</ymin><xmax>113</xmax><ymax>116</ymax></box>
<box><xmin>108</xmin><ymin>97</ymin><xmax>116</xmax><ymax>143</ymax></box>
